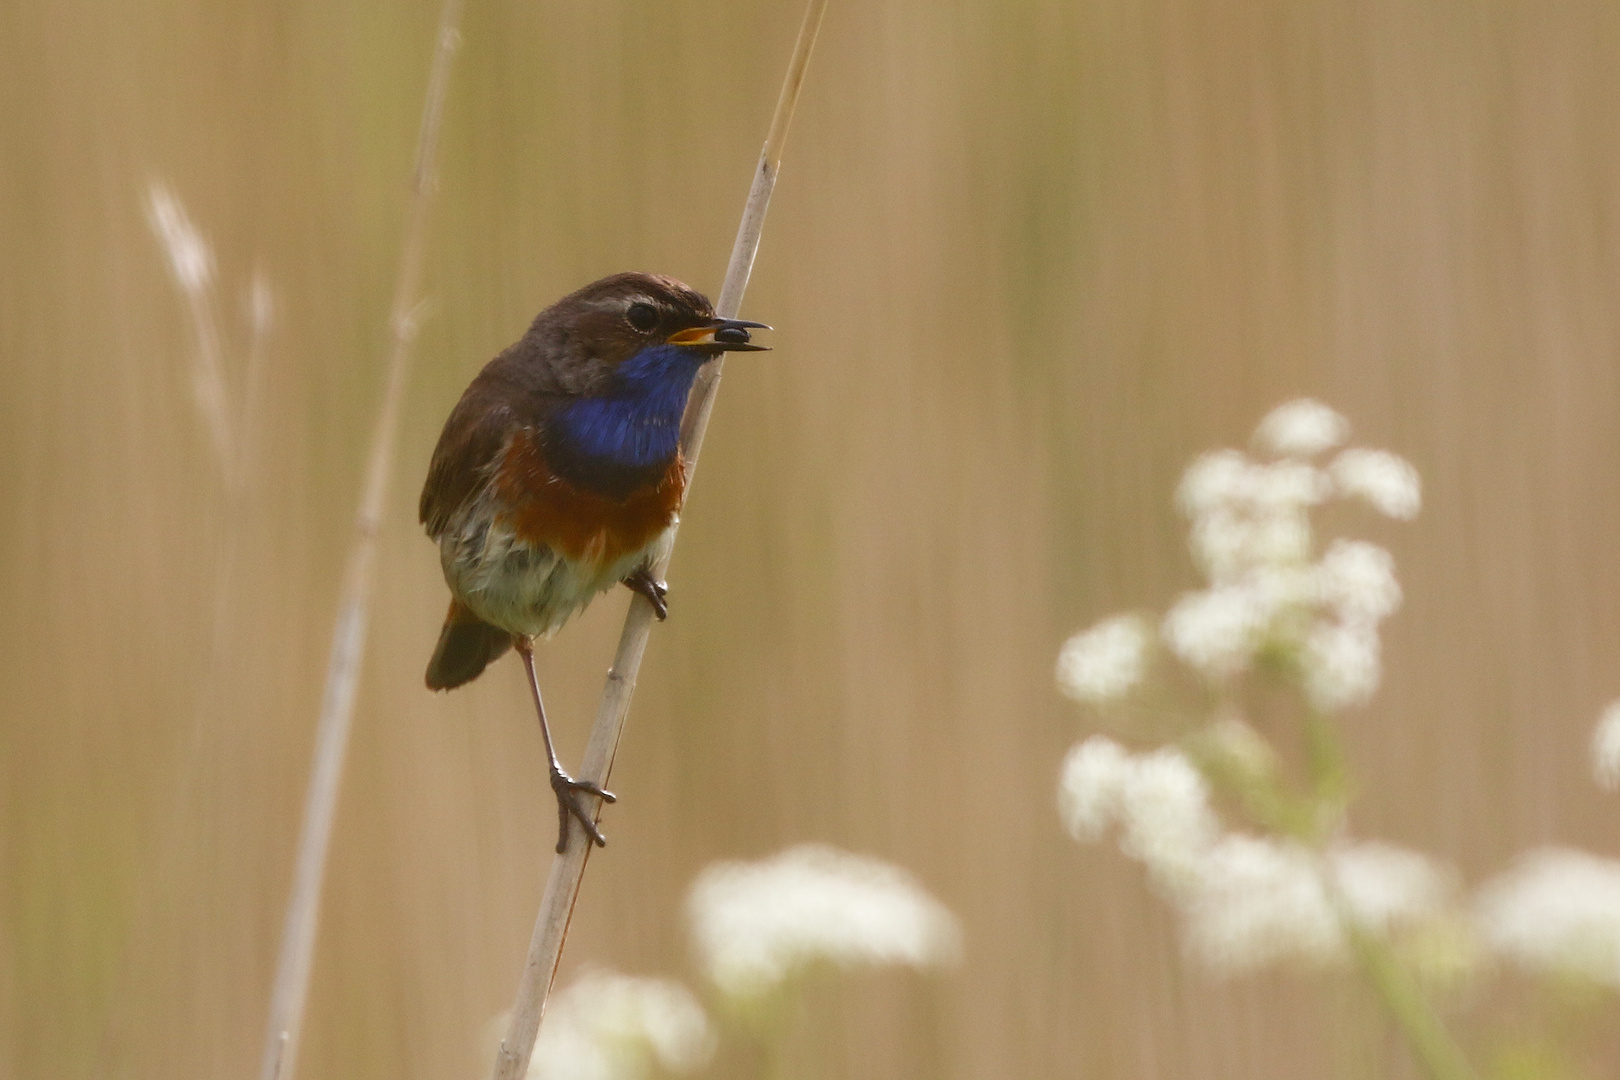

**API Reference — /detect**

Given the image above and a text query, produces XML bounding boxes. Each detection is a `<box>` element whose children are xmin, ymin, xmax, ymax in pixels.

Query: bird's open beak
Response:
<box><xmin>667</xmin><ymin>318</ymin><xmax>772</xmax><ymax>352</ymax></box>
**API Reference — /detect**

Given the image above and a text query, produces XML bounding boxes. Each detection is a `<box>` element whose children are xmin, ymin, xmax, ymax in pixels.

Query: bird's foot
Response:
<box><xmin>550</xmin><ymin>766</ymin><xmax>616</xmax><ymax>854</ymax></box>
<box><xmin>621</xmin><ymin>567</ymin><xmax>668</xmax><ymax>620</ymax></box>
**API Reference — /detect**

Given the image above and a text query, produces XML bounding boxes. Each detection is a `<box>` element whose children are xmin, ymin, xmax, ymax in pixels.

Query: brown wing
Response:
<box><xmin>419</xmin><ymin>379</ymin><xmax>517</xmax><ymax>539</ymax></box>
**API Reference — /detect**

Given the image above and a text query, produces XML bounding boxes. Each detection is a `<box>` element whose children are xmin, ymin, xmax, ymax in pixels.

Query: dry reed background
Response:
<box><xmin>4</xmin><ymin>0</ymin><xmax>1620</xmax><ymax>1078</ymax></box>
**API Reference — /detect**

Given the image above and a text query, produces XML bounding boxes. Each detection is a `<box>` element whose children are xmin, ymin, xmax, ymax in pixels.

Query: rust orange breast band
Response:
<box><xmin>494</xmin><ymin>429</ymin><xmax>686</xmax><ymax>567</ymax></box>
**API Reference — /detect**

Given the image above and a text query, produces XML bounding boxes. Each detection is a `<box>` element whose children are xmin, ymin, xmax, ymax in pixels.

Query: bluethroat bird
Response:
<box><xmin>420</xmin><ymin>272</ymin><xmax>768</xmax><ymax>853</ymax></box>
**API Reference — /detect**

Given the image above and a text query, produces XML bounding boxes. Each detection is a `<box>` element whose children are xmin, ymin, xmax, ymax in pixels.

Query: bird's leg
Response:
<box><xmin>514</xmin><ymin>636</ymin><xmax>616</xmax><ymax>853</ymax></box>
<box><xmin>621</xmin><ymin>565</ymin><xmax>668</xmax><ymax>620</ymax></box>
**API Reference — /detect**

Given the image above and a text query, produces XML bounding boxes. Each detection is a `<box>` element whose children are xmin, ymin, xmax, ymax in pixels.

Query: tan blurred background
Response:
<box><xmin>5</xmin><ymin>0</ymin><xmax>1620</xmax><ymax>1077</ymax></box>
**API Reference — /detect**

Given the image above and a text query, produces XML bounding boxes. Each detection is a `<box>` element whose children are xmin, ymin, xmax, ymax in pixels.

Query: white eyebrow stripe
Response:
<box><xmin>586</xmin><ymin>294</ymin><xmax>662</xmax><ymax>314</ymax></box>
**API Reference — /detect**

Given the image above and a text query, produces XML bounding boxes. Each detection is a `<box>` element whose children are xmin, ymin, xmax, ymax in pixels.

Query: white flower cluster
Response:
<box><xmin>526</xmin><ymin>971</ymin><xmax>715</xmax><ymax>1080</ymax></box>
<box><xmin>1161</xmin><ymin>400</ymin><xmax>1419</xmax><ymax>711</ymax></box>
<box><xmin>1059</xmin><ymin>737</ymin><xmax>1220</xmax><ymax>892</ymax></box>
<box><xmin>1056</xmin><ymin>614</ymin><xmax>1152</xmax><ymax>704</ymax></box>
<box><xmin>1186</xmin><ymin>837</ymin><xmax>1448</xmax><ymax>972</ymax></box>
<box><xmin>504</xmin><ymin>846</ymin><xmax>961</xmax><ymax>1077</ymax></box>
<box><xmin>1474</xmin><ymin>848</ymin><xmax>1620</xmax><ymax>986</ymax></box>
<box><xmin>1331</xmin><ymin>449</ymin><xmax>1422</xmax><ymax>520</ymax></box>
<box><xmin>687</xmin><ymin>844</ymin><xmax>961</xmax><ymax>1000</ymax></box>
<box><xmin>1054</xmin><ymin>406</ymin><xmax>1620</xmax><ymax>1005</ymax></box>
<box><xmin>1253</xmin><ymin>399</ymin><xmax>1351</xmax><ymax>457</ymax></box>
<box><xmin>1059</xmin><ymin>736</ymin><xmax>1448</xmax><ymax>973</ymax></box>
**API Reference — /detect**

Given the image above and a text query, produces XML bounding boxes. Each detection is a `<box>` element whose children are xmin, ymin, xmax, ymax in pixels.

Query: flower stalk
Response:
<box><xmin>1340</xmin><ymin>916</ymin><xmax>1479</xmax><ymax>1080</ymax></box>
<box><xmin>1057</xmin><ymin>401</ymin><xmax>1490</xmax><ymax>1080</ymax></box>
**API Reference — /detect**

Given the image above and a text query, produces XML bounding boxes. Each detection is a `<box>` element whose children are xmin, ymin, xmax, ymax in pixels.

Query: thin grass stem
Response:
<box><xmin>255</xmin><ymin>5</ymin><xmax>464</xmax><ymax>1079</ymax></box>
<box><xmin>485</xmin><ymin>5</ymin><xmax>829</xmax><ymax>1079</ymax></box>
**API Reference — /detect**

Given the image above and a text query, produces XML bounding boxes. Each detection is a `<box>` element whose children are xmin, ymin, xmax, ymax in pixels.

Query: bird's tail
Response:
<box><xmin>425</xmin><ymin>600</ymin><xmax>513</xmax><ymax>691</ymax></box>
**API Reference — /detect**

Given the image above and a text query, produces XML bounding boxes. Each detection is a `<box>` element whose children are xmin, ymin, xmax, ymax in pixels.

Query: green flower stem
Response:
<box><xmin>1339</xmin><ymin>916</ymin><xmax>1480</xmax><ymax>1080</ymax></box>
<box><xmin>1206</xmin><ymin>708</ymin><xmax>1477</xmax><ymax>1080</ymax></box>
<box><xmin>1308</xmin><ymin>713</ymin><xmax>1476</xmax><ymax>1080</ymax></box>
<box><xmin>1301</xmin><ymin>709</ymin><xmax>1350</xmax><ymax>837</ymax></box>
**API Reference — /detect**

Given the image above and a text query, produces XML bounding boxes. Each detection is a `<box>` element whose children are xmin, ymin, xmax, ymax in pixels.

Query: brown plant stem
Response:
<box><xmin>256</xmin><ymin>4</ymin><xmax>464</xmax><ymax>1079</ymax></box>
<box><xmin>486</xmin><ymin>4</ymin><xmax>829</xmax><ymax>1079</ymax></box>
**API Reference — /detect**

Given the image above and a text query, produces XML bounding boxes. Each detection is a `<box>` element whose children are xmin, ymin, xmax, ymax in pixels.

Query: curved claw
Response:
<box><xmin>622</xmin><ymin>568</ymin><xmax>669</xmax><ymax>621</ymax></box>
<box><xmin>550</xmin><ymin>768</ymin><xmax>616</xmax><ymax>853</ymax></box>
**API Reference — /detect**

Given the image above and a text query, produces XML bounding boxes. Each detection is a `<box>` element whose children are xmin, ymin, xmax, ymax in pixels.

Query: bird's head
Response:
<box><xmin>527</xmin><ymin>272</ymin><xmax>769</xmax><ymax>395</ymax></box>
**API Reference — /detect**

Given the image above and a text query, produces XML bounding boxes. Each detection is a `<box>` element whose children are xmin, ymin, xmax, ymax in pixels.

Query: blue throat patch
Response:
<box><xmin>554</xmin><ymin>344</ymin><xmax>706</xmax><ymax>471</ymax></box>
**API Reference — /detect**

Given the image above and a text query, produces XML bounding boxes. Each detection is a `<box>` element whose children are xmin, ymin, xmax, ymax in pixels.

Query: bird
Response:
<box><xmin>419</xmin><ymin>272</ymin><xmax>768</xmax><ymax>854</ymax></box>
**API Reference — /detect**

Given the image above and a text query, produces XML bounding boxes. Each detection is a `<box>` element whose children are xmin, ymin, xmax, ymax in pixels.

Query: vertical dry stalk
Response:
<box><xmin>144</xmin><ymin>185</ymin><xmax>278</xmax><ymax>708</ymax></box>
<box><xmin>107</xmin><ymin>183</ymin><xmax>277</xmax><ymax>1080</ymax></box>
<box><xmin>255</xmin><ymin>3</ymin><xmax>465</xmax><ymax>1079</ymax></box>
<box><xmin>486</xmin><ymin>4</ymin><xmax>829</xmax><ymax>1079</ymax></box>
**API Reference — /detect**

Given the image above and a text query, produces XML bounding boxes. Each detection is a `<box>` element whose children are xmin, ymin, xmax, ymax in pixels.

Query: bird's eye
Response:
<box><xmin>626</xmin><ymin>302</ymin><xmax>658</xmax><ymax>332</ymax></box>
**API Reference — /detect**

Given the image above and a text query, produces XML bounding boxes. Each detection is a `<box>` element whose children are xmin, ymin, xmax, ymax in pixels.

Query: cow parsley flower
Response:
<box><xmin>1116</xmin><ymin>747</ymin><xmax>1222</xmax><ymax>893</ymax></box>
<box><xmin>1188</xmin><ymin>504</ymin><xmax>1315</xmax><ymax>581</ymax></box>
<box><xmin>688</xmin><ymin>845</ymin><xmax>961</xmax><ymax>1000</ymax></box>
<box><xmin>1331</xmin><ymin>842</ymin><xmax>1451</xmax><ymax>932</ymax></box>
<box><xmin>525</xmin><ymin>971</ymin><xmax>715</xmax><ymax>1080</ymax></box>
<box><xmin>1057</xmin><ymin>614</ymin><xmax>1151</xmax><ymax>703</ymax></box>
<box><xmin>1592</xmin><ymin>701</ymin><xmax>1620</xmax><ymax>793</ymax></box>
<box><xmin>1330</xmin><ymin>448</ymin><xmax>1422</xmax><ymax>520</ymax></box>
<box><xmin>1300</xmin><ymin>620</ymin><xmax>1382</xmax><ymax>712</ymax></box>
<box><xmin>1161</xmin><ymin>584</ymin><xmax>1274</xmax><ymax>678</ymax></box>
<box><xmin>1059</xmin><ymin>742</ymin><xmax>1447</xmax><ymax>975</ymax></box>
<box><xmin>1178</xmin><ymin>452</ymin><xmax>1327</xmax><ymax>583</ymax></box>
<box><xmin>1058</xmin><ymin>736</ymin><xmax>1132</xmax><ymax>841</ymax></box>
<box><xmin>1161</xmin><ymin>413</ymin><xmax>1416</xmax><ymax>702</ymax></box>
<box><xmin>1181</xmin><ymin>837</ymin><xmax>1446</xmax><ymax>973</ymax></box>
<box><xmin>1475</xmin><ymin>848</ymin><xmax>1620</xmax><ymax>986</ymax></box>
<box><xmin>1316</xmin><ymin>540</ymin><xmax>1402</xmax><ymax>625</ymax></box>
<box><xmin>1257</xmin><ymin>460</ymin><xmax>1336</xmax><ymax>508</ymax></box>
<box><xmin>1180</xmin><ymin>835</ymin><xmax>1340</xmax><ymax>971</ymax></box>
<box><xmin>1177</xmin><ymin>450</ymin><xmax>1254</xmax><ymax>520</ymax></box>
<box><xmin>1059</xmin><ymin>738</ymin><xmax>1219</xmax><ymax>894</ymax></box>
<box><xmin>1253</xmin><ymin>399</ymin><xmax>1350</xmax><ymax>458</ymax></box>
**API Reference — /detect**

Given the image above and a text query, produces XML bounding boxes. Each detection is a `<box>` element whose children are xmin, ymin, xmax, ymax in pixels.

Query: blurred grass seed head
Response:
<box><xmin>145</xmin><ymin>183</ymin><xmax>215</xmax><ymax>295</ymax></box>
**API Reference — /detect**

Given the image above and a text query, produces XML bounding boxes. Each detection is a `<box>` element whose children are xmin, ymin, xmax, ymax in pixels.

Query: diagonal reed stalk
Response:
<box><xmin>487</xmin><ymin>4</ymin><xmax>829</xmax><ymax>1078</ymax></box>
<box><xmin>256</xmin><ymin>3</ymin><xmax>465</xmax><ymax>1079</ymax></box>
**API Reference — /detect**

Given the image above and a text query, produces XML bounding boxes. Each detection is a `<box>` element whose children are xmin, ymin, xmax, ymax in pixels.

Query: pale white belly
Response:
<box><xmin>437</xmin><ymin>499</ymin><xmax>672</xmax><ymax>638</ymax></box>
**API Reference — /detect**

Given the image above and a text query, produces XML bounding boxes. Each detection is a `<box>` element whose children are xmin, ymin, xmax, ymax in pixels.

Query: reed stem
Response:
<box><xmin>486</xmin><ymin>5</ymin><xmax>829</xmax><ymax>1079</ymax></box>
<box><xmin>255</xmin><ymin>5</ymin><xmax>464</xmax><ymax>1078</ymax></box>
